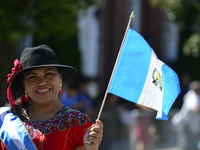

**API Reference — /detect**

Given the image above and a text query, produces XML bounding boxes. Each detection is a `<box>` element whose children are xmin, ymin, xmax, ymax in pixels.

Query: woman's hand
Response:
<box><xmin>83</xmin><ymin>120</ymin><xmax>103</xmax><ymax>150</ymax></box>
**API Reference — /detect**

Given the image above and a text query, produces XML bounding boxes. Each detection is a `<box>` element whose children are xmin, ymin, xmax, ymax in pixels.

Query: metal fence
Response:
<box><xmin>98</xmin><ymin>109</ymin><xmax>200</xmax><ymax>150</ymax></box>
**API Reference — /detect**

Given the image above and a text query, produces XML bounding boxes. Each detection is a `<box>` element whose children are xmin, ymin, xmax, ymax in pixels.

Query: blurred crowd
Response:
<box><xmin>61</xmin><ymin>75</ymin><xmax>100</xmax><ymax>120</ymax></box>
<box><xmin>61</xmin><ymin>73</ymin><xmax>200</xmax><ymax>150</ymax></box>
<box><xmin>172</xmin><ymin>74</ymin><xmax>200</xmax><ymax>150</ymax></box>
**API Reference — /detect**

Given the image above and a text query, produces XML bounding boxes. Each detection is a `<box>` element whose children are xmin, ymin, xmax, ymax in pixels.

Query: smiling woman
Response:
<box><xmin>0</xmin><ymin>45</ymin><xmax>103</xmax><ymax>150</ymax></box>
<box><xmin>24</xmin><ymin>67</ymin><xmax>62</xmax><ymax>106</ymax></box>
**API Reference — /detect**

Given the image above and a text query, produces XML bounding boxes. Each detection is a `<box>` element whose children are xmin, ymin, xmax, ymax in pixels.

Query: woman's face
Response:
<box><xmin>23</xmin><ymin>67</ymin><xmax>62</xmax><ymax>105</ymax></box>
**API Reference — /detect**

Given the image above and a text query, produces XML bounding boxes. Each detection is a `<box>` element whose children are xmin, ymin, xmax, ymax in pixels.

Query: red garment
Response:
<box><xmin>0</xmin><ymin>106</ymin><xmax>93</xmax><ymax>150</ymax></box>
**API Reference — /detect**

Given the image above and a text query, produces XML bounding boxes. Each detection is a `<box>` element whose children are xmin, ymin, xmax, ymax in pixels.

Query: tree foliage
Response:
<box><xmin>149</xmin><ymin>0</ymin><xmax>200</xmax><ymax>79</ymax></box>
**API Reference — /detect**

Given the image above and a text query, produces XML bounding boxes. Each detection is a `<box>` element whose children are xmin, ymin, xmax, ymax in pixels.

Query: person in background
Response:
<box><xmin>172</xmin><ymin>73</ymin><xmax>191</xmax><ymax>109</ymax></box>
<box><xmin>61</xmin><ymin>78</ymin><xmax>84</xmax><ymax>111</ymax></box>
<box><xmin>0</xmin><ymin>45</ymin><xmax>103</xmax><ymax>150</ymax></box>
<box><xmin>172</xmin><ymin>80</ymin><xmax>200</xmax><ymax>150</ymax></box>
<box><xmin>61</xmin><ymin>75</ymin><xmax>93</xmax><ymax>114</ymax></box>
<box><xmin>181</xmin><ymin>80</ymin><xmax>200</xmax><ymax>113</ymax></box>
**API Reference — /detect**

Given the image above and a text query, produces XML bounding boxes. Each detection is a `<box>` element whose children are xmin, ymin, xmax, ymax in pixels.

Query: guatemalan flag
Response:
<box><xmin>108</xmin><ymin>28</ymin><xmax>181</xmax><ymax>120</ymax></box>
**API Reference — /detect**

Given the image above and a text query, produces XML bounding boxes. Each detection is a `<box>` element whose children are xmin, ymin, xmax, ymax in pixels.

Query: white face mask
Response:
<box><xmin>86</xmin><ymin>81</ymin><xmax>99</xmax><ymax>99</ymax></box>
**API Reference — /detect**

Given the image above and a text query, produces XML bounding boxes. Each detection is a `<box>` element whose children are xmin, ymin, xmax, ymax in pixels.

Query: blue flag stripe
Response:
<box><xmin>109</xmin><ymin>29</ymin><xmax>152</xmax><ymax>102</ymax></box>
<box><xmin>162</xmin><ymin>64</ymin><xmax>181</xmax><ymax>115</ymax></box>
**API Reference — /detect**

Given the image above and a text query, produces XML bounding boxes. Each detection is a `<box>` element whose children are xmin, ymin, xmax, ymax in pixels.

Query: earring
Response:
<box><xmin>21</xmin><ymin>91</ymin><xmax>30</xmax><ymax>102</ymax></box>
<box><xmin>59</xmin><ymin>83</ymin><xmax>62</xmax><ymax>95</ymax></box>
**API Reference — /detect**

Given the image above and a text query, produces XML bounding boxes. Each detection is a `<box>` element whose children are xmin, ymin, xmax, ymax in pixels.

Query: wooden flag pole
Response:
<box><xmin>97</xmin><ymin>11</ymin><xmax>135</xmax><ymax>120</ymax></box>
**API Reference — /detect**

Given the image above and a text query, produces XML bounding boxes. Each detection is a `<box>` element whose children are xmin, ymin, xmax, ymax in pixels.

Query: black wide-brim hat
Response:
<box><xmin>10</xmin><ymin>45</ymin><xmax>76</xmax><ymax>92</ymax></box>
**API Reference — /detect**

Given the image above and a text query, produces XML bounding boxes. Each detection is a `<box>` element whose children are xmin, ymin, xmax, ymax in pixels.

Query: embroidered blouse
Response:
<box><xmin>0</xmin><ymin>106</ymin><xmax>93</xmax><ymax>150</ymax></box>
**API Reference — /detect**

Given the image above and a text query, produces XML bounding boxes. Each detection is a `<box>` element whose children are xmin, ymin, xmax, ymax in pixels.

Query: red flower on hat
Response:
<box><xmin>7</xmin><ymin>59</ymin><xmax>22</xmax><ymax>83</ymax></box>
<box><xmin>7</xmin><ymin>59</ymin><xmax>22</xmax><ymax>109</ymax></box>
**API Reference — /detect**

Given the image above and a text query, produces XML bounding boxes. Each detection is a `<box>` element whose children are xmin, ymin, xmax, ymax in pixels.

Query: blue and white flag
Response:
<box><xmin>108</xmin><ymin>29</ymin><xmax>181</xmax><ymax>120</ymax></box>
<box><xmin>0</xmin><ymin>107</ymin><xmax>37</xmax><ymax>150</ymax></box>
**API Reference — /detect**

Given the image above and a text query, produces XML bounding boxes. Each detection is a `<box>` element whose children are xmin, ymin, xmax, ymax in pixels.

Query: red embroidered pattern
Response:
<box><xmin>23</xmin><ymin>106</ymin><xmax>93</xmax><ymax>135</ymax></box>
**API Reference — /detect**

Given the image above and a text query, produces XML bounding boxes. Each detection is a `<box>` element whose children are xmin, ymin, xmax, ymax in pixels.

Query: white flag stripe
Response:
<box><xmin>137</xmin><ymin>50</ymin><xmax>163</xmax><ymax>112</ymax></box>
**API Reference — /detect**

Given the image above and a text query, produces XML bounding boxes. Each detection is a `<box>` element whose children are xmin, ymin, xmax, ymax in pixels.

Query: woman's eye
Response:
<box><xmin>28</xmin><ymin>76</ymin><xmax>36</xmax><ymax>79</ymax></box>
<box><xmin>46</xmin><ymin>73</ymin><xmax>54</xmax><ymax>76</ymax></box>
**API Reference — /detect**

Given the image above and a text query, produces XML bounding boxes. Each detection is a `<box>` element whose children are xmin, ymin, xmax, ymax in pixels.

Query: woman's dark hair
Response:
<box><xmin>10</xmin><ymin>91</ymin><xmax>31</xmax><ymax>120</ymax></box>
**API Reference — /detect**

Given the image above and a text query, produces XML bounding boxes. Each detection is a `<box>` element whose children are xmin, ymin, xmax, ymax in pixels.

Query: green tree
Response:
<box><xmin>149</xmin><ymin>0</ymin><xmax>200</xmax><ymax>79</ymax></box>
<box><xmin>0</xmin><ymin>0</ymin><xmax>96</xmax><ymax>106</ymax></box>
